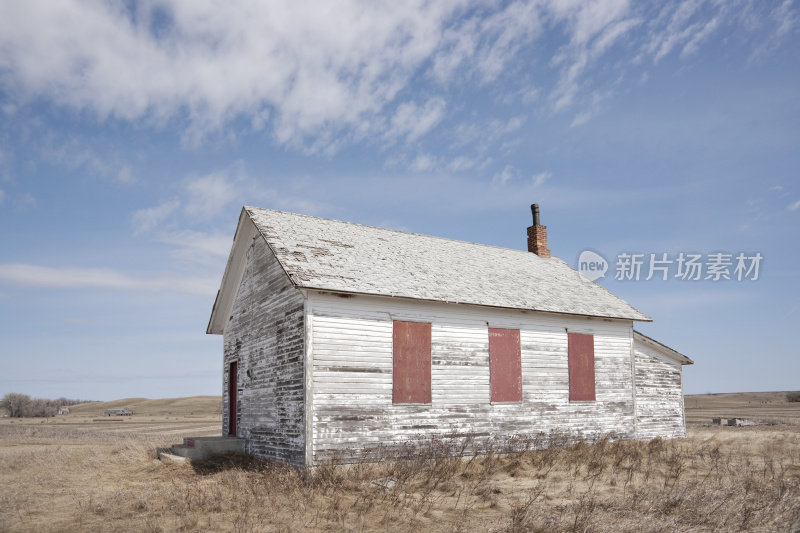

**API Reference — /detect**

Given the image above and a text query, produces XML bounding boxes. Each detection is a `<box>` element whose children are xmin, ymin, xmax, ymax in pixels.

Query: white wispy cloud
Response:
<box><xmin>0</xmin><ymin>147</ymin><xmax>10</xmax><ymax>183</ymax></box>
<box><xmin>452</xmin><ymin>116</ymin><xmax>525</xmax><ymax>151</ymax></box>
<box><xmin>680</xmin><ymin>15</ymin><xmax>719</xmax><ymax>58</ymax></box>
<box><xmin>446</xmin><ymin>156</ymin><xmax>485</xmax><ymax>172</ymax></box>
<box><xmin>131</xmin><ymin>164</ymin><xmax>267</xmax><ymax>234</ymax></box>
<box><xmin>391</xmin><ymin>150</ymin><xmax>496</xmax><ymax>176</ymax></box>
<box><xmin>531</xmin><ymin>171</ymin><xmax>552</xmax><ymax>187</ymax></box>
<box><xmin>569</xmin><ymin>83</ymin><xmax>620</xmax><ymax>127</ymax></box>
<box><xmin>471</xmin><ymin>0</ymin><xmax>543</xmax><ymax>83</ymax></box>
<box><xmin>430</xmin><ymin>1</ymin><xmax>543</xmax><ymax>84</ymax></box>
<box><xmin>0</xmin><ymin>1</ymin><xmax>465</xmax><ymax>147</ymax></box>
<box><xmin>648</xmin><ymin>0</ymin><xmax>703</xmax><ymax>62</ymax></box>
<box><xmin>131</xmin><ymin>169</ymin><xmax>248</xmax><ymax>265</ymax></box>
<box><xmin>409</xmin><ymin>154</ymin><xmax>438</xmax><ymax>172</ymax></box>
<box><xmin>130</xmin><ymin>164</ymin><xmax>332</xmax><ymax>265</ymax></box>
<box><xmin>492</xmin><ymin>165</ymin><xmax>516</xmax><ymax>185</ymax></box>
<box><xmin>387</xmin><ymin>98</ymin><xmax>447</xmax><ymax>143</ymax></box>
<box><xmin>132</xmin><ymin>200</ymin><xmax>181</xmax><ymax>235</ymax></box>
<box><xmin>156</xmin><ymin>230</ymin><xmax>232</xmax><ymax>264</ymax></box>
<box><xmin>0</xmin><ymin>264</ymin><xmax>216</xmax><ymax>295</ymax></box>
<box><xmin>771</xmin><ymin>0</ymin><xmax>798</xmax><ymax>38</ymax></box>
<box><xmin>788</xmin><ymin>200</ymin><xmax>800</xmax><ymax>212</ymax></box>
<box><xmin>14</xmin><ymin>193</ymin><xmax>35</xmax><ymax>211</ymax></box>
<box><xmin>0</xmin><ymin>0</ymin><xmax>793</xmax><ymax>150</ymax></box>
<box><xmin>184</xmin><ymin>171</ymin><xmax>244</xmax><ymax>217</ymax></box>
<box><xmin>40</xmin><ymin>137</ymin><xmax>136</xmax><ymax>184</ymax></box>
<box><xmin>548</xmin><ymin>0</ymin><xmax>637</xmax><ymax>112</ymax></box>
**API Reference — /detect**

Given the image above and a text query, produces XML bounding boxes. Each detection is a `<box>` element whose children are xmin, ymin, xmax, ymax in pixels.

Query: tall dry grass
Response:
<box><xmin>1</xmin><ymin>423</ymin><xmax>798</xmax><ymax>532</ymax></box>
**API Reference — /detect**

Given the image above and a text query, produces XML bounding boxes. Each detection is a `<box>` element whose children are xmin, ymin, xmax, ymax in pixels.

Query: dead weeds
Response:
<box><xmin>0</xmin><ymin>424</ymin><xmax>798</xmax><ymax>532</ymax></box>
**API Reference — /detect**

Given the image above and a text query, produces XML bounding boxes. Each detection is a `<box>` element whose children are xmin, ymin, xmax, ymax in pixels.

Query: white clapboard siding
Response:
<box><xmin>223</xmin><ymin>228</ymin><xmax>306</xmax><ymax>465</ymax></box>
<box><xmin>309</xmin><ymin>291</ymin><xmax>637</xmax><ymax>463</ymax></box>
<box><xmin>212</xmin><ymin>212</ymin><xmax>693</xmax><ymax>467</ymax></box>
<box><xmin>634</xmin><ymin>340</ymin><xmax>687</xmax><ymax>438</ymax></box>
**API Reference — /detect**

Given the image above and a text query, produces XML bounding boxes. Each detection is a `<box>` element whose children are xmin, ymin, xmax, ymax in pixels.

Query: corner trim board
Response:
<box><xmin>630</xmin><ymin>326</ymin><xmax>638</xmax><ymax>439</ymax></box>
<box><xmin>304</xmin><ymin>292</ymin><xmax>314</xmax><ymax>466</ymax></box>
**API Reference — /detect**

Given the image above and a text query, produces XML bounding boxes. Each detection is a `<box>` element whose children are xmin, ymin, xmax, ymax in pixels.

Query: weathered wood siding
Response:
<box><xmin>223</xmin><ymin>226</ymin><xmax>306</xmax><ymax>465</ymax></box>
<box><xmin>308</xmin><ymin>292</ymin><xmax>636</xmax><ymax>463</ymax></box>
<box><xmin>633</xmin><ymin>341</ymin><xmax>686</xmax><ymax>438</ymax></box>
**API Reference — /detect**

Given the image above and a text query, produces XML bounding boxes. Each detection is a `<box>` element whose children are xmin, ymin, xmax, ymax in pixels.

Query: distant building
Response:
<box><xmin>104</xmin><ymin>408</ymin><xmax>132</xmax><ymax>416</ymax></box>
<box><xmin>57</xmin><ymin>407</ymin><xmax>70</xmax><ymax>415</ymax></box>
<box><xmin>208</xmin><ymin>205</ymin><xmax>693</xmax><ymax>466</ymax></box>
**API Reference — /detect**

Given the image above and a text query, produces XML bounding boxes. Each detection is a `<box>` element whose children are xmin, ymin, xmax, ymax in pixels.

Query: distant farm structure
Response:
<box><xmin>104</xmin><ymin>409</ymin><xmax>132</xmax><ymax>417</ymax></box>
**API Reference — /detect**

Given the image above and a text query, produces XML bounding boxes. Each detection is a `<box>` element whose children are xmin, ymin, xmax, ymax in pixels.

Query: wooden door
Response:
<box><xmin>392</xmin><ymin>321</ymin><xmax>432</xmax><ymax>404</ymax></box>
<box><xmin>489</xmin><ymin>328</ymin><xmax>522</xmax><ymax>402</ymax></box>
<box><xmin>568</xmin><ymin>333</ymin><xmax>595</xmax><ymax>402</ymax></box>
<box><xmin>228</xmin><ymin>361</ymin><xmax>237</xmax><ymax>436</ymax></box>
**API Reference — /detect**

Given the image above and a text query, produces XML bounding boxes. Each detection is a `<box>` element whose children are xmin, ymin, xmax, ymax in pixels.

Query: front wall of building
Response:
<box><xmin>223</xmin><ymin>233</ymin><xmax>306</xmax><ymax>465</ymax></box>
<box><xmin>308</xmin><ymin>292</ymin><xmax>637</xmax><ymax>464</ymax></box>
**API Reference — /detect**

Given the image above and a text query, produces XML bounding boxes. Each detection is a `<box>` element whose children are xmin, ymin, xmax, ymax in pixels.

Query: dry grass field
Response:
<box><xmin>1</xmin><ymin>394</ymin><xmax>798</xmax><ymax>532</ymax></box>
<box><xmin>685</xmin><ymin>391</ymin><xmax>800</xmax><ymax>426</ymax></box>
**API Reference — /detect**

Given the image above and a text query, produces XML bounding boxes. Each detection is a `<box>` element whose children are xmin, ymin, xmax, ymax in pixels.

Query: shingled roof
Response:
<box><xmin>208</xmin><ymin>207</ymin><xmax>650</xmax><ymax>334</ymax></box>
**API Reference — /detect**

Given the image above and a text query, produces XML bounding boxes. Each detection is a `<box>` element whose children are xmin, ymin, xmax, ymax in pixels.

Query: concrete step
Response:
<box><xmin>170</xmin><ymin>444</ymin><xmax>206</xmax><ymax>460</ymax></box>
<box><xmin>157</xmin><ymin>449</ymin><xmax>187</xmax><ymax>462</ymax></box>
<box><xmin>185</xmin><ymin>436</ymin><xmax>246</xmax><ymax>454</ymax></box>
<box><xmin>162</xmin><ymin>436</ymin><xmax>246</xmax><ymax>461</ymax></box>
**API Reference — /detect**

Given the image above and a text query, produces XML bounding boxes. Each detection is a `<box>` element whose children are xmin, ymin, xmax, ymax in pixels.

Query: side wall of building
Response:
<box><xmin>308</xmin><ymin>292</ymin><xmax>636</xmax><ymax>464</ymax></box>
<box><xmin>633</xmin><ymin>340</ymin><xmax>686</xmax><ymax>438</ymax></box>
<box><xmin>223</xmin><ymin>227</ymin><xmax>306</xmax><ymax>465</ymax></box>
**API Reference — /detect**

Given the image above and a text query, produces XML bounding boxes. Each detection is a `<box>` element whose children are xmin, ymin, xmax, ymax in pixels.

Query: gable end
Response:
<box><xmin>208</xmin><ymin>208</ymin><xmax>297</xmax><ymax>335</ymax></box>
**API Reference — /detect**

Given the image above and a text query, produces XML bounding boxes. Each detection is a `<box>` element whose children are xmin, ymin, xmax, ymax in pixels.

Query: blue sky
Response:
<box><xmin>0</xmin><ymin>0</ymin><xmax>798</xmax><ymax>400</ymax></box>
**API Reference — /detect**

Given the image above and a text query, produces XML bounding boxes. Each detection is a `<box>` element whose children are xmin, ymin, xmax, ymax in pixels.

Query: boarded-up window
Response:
<box><xmin>568</xmin><ymin>332</ymin><xmax>595</xmax><ymax>401</ymax></box>
<box><xmin>489</xmin><ymin>328</ymin><xmax>522</xmax><ymax>402</ymax></box>
<box><xmin>393</xmin><ymin>321</ymin><xmax>432</xmax><ymax>404</ymax></box>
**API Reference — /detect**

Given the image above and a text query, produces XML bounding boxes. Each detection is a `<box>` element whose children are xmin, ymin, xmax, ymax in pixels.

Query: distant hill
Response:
<box><xmin>67</xmin><ymin>396</ymin><xmax>221</xmax><ymax>417</ymax></box>
<box><xmin>41</xmin><ymin>391</ymin><xmax>800</xmax><ymax>420</ymax></box>
<box><xmin>685</xmin><ymin>391</ymin><xmax>797</xmax><ymax>407</ymax></box>
<box><xmin>685</xmin><ymin>391</ymin><xmax>800</xmax><ymax>425</ymax></box>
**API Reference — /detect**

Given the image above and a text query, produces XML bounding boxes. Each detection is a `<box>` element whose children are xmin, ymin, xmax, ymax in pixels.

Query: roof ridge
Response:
<box><xmin>244</xmin><ymin>205</ymin><xmax>551</xmax><ymax>259</ymax></box>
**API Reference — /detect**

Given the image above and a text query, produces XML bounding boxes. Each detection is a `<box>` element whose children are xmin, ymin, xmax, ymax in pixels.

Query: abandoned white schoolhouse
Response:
<box><xmin>207</xmin><ymin>205</ymin><xmax>693</xmax><ymax>466</ymax></box>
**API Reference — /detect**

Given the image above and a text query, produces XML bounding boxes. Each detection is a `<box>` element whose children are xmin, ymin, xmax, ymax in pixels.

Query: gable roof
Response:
<box><xmin>208</xmin><ymin>207</ymin><xmax>651</xmax><ymax>334</ymax></box>
<box><xmin>634</xmin><ymin>330</ymin><xmax>694</xmax><ymax>365</ymax></box>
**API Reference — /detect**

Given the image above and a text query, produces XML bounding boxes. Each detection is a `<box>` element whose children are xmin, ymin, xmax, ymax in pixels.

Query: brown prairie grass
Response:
<box><xmin>1</xmin><ymin>424</ymin><xmax>799</xmax><ymax>532</ymax></box>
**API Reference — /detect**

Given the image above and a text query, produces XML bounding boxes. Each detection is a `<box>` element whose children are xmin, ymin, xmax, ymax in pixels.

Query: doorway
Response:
<box><xmin>228</xmin><ymin>361</ymin><xmax>237</xmax><ymax>436</ymax></box>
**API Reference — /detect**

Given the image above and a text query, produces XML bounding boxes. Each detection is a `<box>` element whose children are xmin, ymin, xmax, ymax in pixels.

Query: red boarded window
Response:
<box><xmin>489</xmin><ymin>328</ymin><xmax>522</xmax><ymax>402</ymax></box>
<box><xmin>568</xmin><ymin>332</ymin><xmax>595</xmax><ymax>401</ymax></box>
<box><xmin>393</xmin><ymin>321</ymin><xmax>432</xmax><ymax>404</ymax></box>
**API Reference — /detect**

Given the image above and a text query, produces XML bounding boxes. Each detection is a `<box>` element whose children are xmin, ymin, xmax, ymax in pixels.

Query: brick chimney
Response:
<box><xmin>527</xmin><ymin>204</ymin><xmax>550</xmax><ymax>258</ymax></box>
